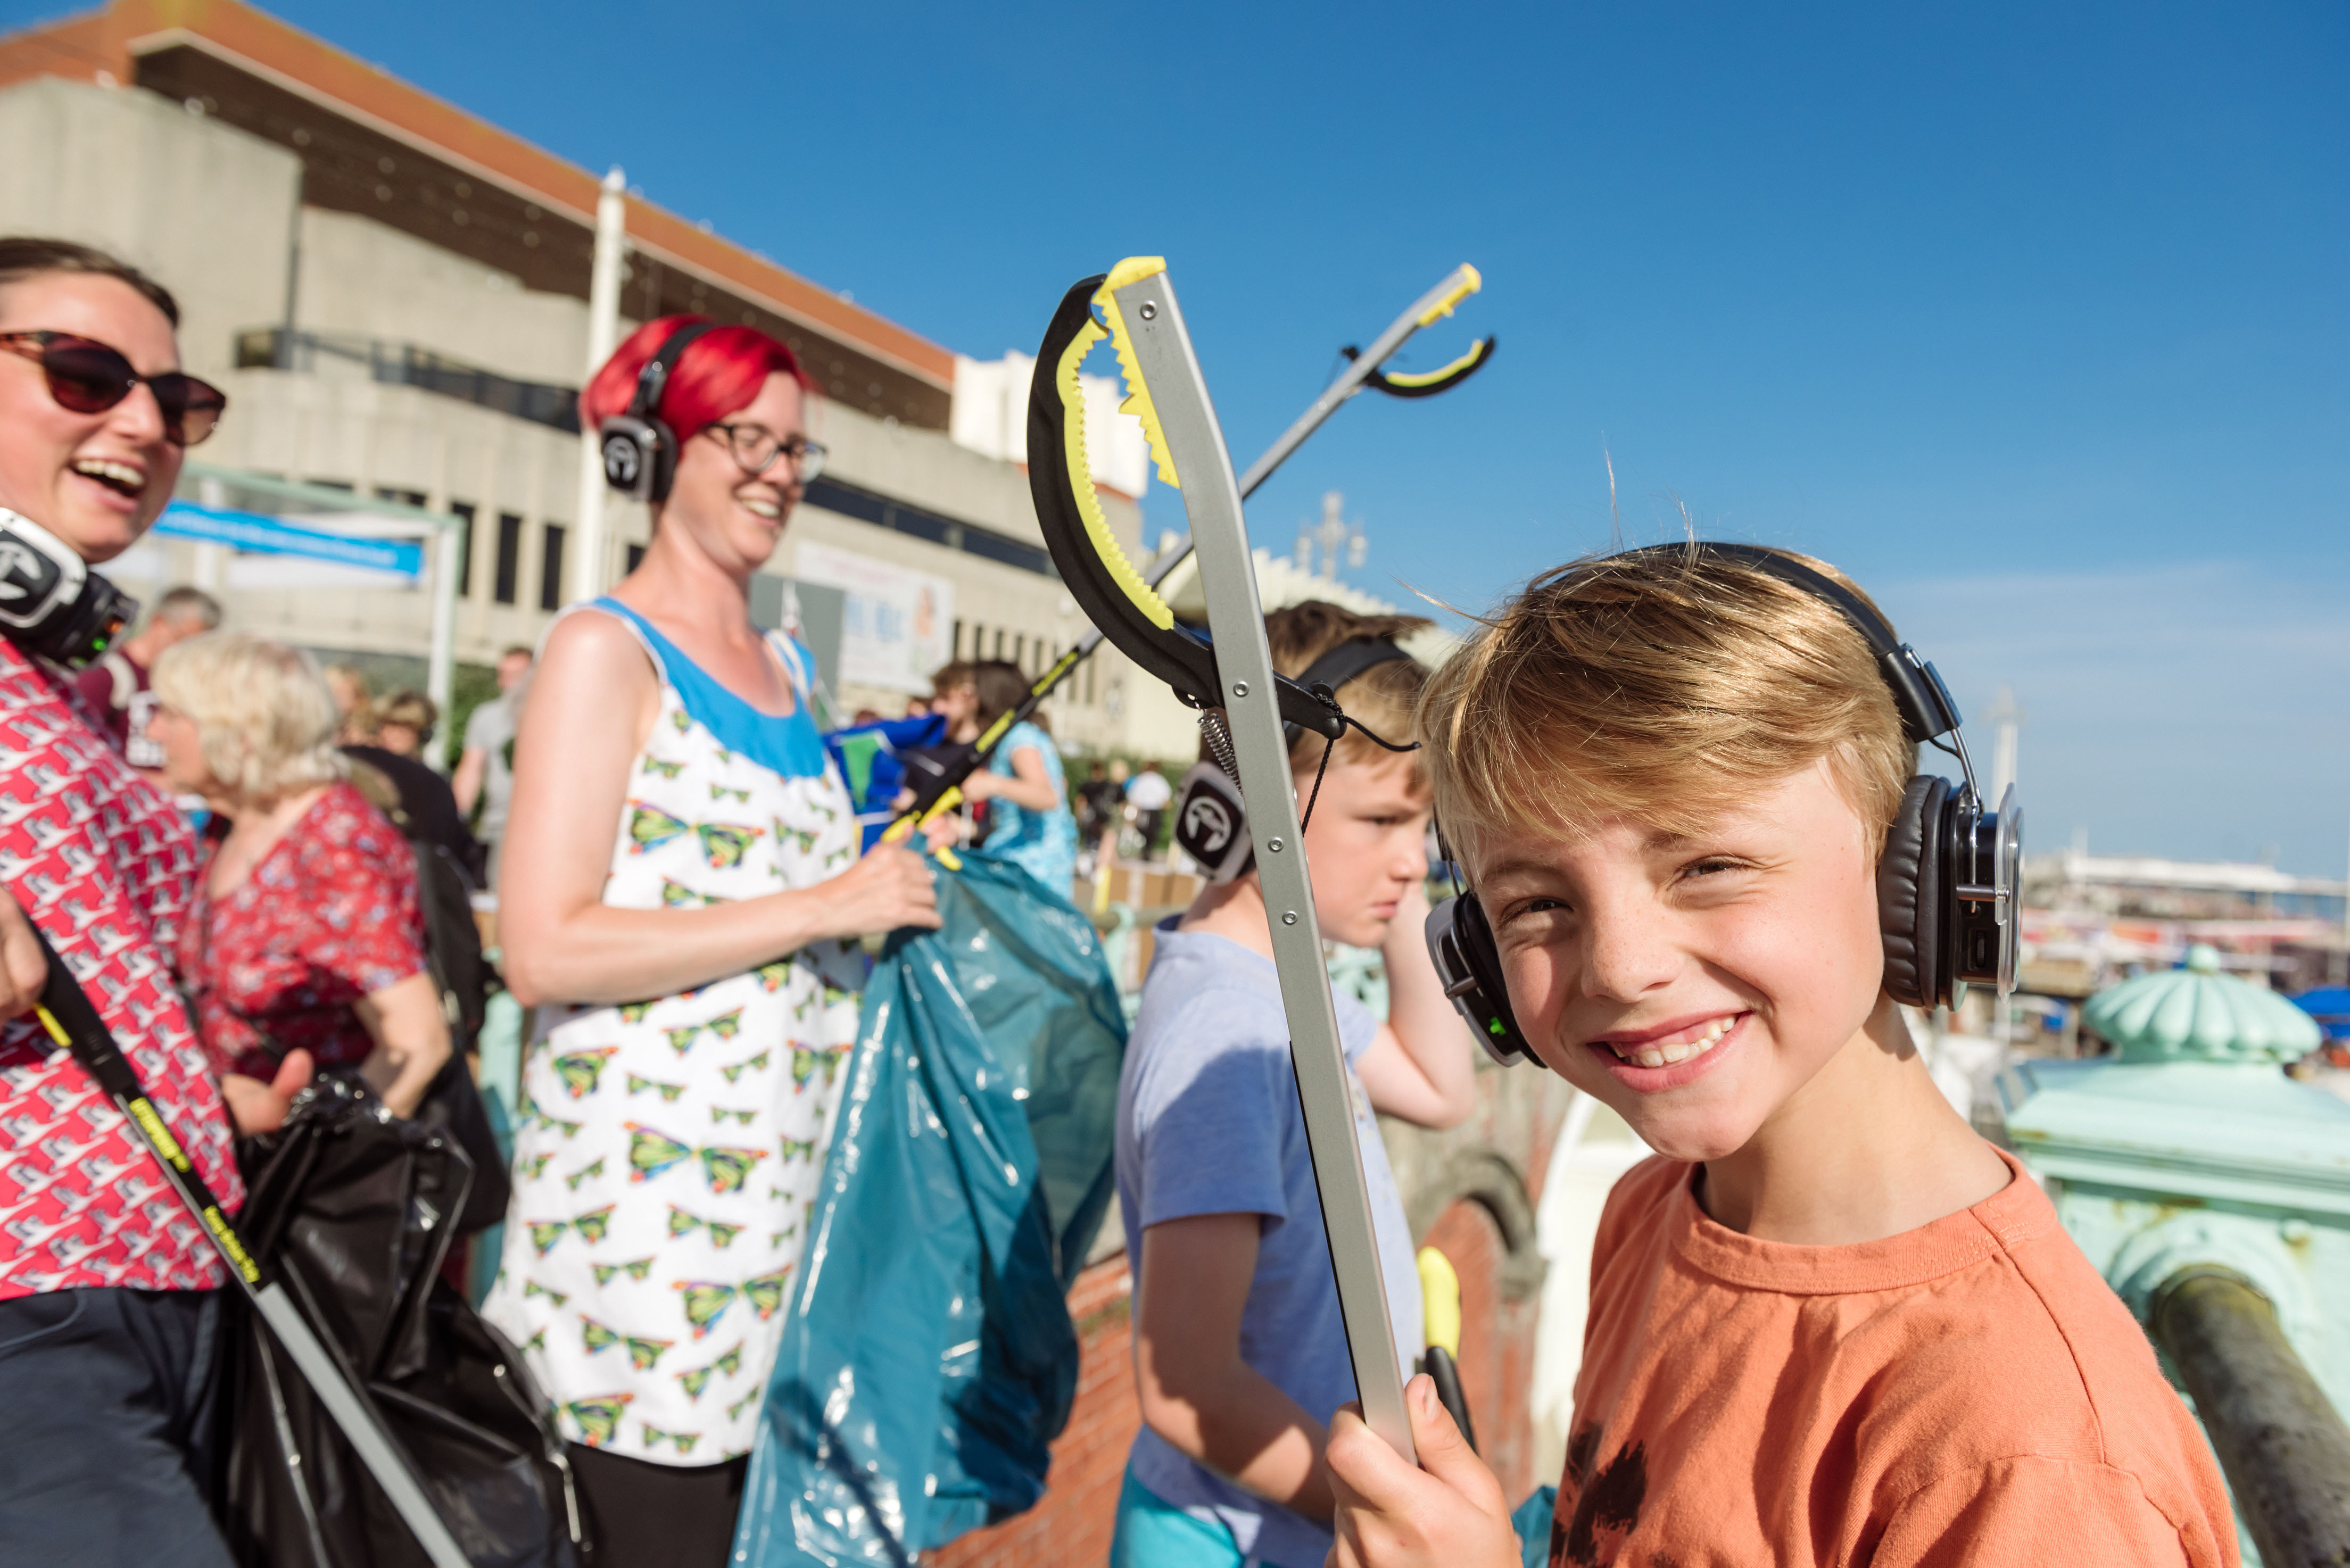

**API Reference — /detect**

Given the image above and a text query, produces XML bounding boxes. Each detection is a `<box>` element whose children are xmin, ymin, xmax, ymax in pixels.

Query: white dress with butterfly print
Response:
<box><xmin>483</xmin><ymin>599</ymin><xmax>862</xmax><ymax>1466</ymax></box>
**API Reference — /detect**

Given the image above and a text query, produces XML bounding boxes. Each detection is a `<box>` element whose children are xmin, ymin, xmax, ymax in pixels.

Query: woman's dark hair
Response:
<box><xmin>970</xmin><ymin>660</ymin><xmax>1032</xmax><ymax>733</ymax></box>
<box><xmin>0</xmin><ymin>237</ymin><xmax>180</xmax><ymax>326</ymax></box>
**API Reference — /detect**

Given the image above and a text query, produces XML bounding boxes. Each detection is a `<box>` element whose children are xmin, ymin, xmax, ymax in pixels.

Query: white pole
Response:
<box><xmin>572</xmin><ymin>165</ymin><xmax>627</xmax><ymax>603</ymax></box>
<box><xmin>1987</xmin><ymin>684</ymin><xmax>2020</xmax><ymax>807</ymax></box>
<box><xmin>427</xmin><ymin>522</ymin><xmax>458</xmax><ymax>772</ymax></box>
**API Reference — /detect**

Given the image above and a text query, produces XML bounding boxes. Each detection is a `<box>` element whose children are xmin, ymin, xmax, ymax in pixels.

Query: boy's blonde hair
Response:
<box><xmin>152</xmin><ymin>632</ymin><xmax>347</xmax><ymax>804</ymax></box>
<box><xmin>1261</xmin><ymin>601</ymin><xmax>1434</xmax><ymax>778</ymax></box>
<box><xmin>1416</xmin><ymin>546</ymin><xmax>1912</xmax><ymax>855</ymax></box>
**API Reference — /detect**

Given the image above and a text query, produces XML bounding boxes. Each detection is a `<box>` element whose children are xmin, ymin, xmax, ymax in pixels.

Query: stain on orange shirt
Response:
<box><xmin>1550</xmin><ymin>1147</ymin><xmax>2238</xmax><ymax>1567</ymax></box>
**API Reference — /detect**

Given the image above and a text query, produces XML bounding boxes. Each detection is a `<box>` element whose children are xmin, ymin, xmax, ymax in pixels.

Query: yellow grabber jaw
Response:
<box><xmin>1341</xmin><ymin>333</ymin><xmax>1496</xmax><ymax>399</ymax></box>
<box><xmin>1026</xmin><ymin>267</ymin><xmax>1354</xmax><ymax>741</ymax></box>
<box><xmin>1025</xmin><ymin>273</ymin><xmax>1224</xmax><ymax>709</ymax></box>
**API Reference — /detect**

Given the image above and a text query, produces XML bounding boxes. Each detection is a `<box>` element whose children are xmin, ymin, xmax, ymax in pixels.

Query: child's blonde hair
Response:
<box><xmin>1416</xmin><ymin>545</ymin><xmax>1912</xmax><ymax>856</ymax></box>
<box><xmin>1262</xmin><ymin>601</ymin><xmax>1433</xmax><ymax>778</ymax></box>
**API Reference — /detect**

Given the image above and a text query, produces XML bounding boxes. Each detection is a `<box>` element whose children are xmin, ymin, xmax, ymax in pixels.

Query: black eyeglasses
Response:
<box><xmin>0</xmin><ymin>330</ymin><xmax>227</xmax><ymax>447</ymax></box>
<box><xmin>705</xmin><ymin>422</ymin><xmax>826</xmax><ymax>484</ymax></box>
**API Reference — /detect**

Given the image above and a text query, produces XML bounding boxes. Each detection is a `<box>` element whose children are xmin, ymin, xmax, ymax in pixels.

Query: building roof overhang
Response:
<box><xmin>0</xmin><ymin>0</ymin><xmax>956</xmax><ymax>424</ymax></box>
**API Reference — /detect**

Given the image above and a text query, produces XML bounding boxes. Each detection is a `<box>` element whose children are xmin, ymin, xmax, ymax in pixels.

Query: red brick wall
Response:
<box><xmin>928</xmin><ymin>1255</ymin><xmax>1138</xmax><ymax>1567</ymax></box>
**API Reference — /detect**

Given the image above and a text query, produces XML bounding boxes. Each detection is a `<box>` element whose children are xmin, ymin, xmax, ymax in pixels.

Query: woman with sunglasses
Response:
<box><xmin>485</xmin><ymin>314</ymin><xmax>947</xmax><ymax>1568</ymax></box>
<box><xmin>0</xmin><ymin>238</ymin><xmax>282</xmax><ymax>1568</ymax></box>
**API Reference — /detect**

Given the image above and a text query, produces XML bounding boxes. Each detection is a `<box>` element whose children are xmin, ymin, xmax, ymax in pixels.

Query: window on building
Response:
<box><xmin>373</xmin><ymin>485</ymin><xmax>427</xmax><ymax>508</ymax></box>
<box><xmin>449</xmin><ymin>502</ymin><xmax>476</xmax><ymax>598</ymax></box>
<box><xmin>626</xmin><ymin>543</ymin><xmax>646</xmax><ymax>575</ymax></box>
<box><xmin>1013</xmin><ymin>633</ymin><xmax>1025</xmax><ymax>670</ymax></box>
<box><xmin>494</xmin><ymin>512</ymin><xmax>523</xmax><ymax>605</ymax></box>
<box><xmin>952</xmin><ymin>618</ymin><xmax>963</xmax><ymax>659</ymax></box>
<box><xmin>991</xmin><ymin>628</ymin><xmax>1004</xmax><ymax>659</ymax></box>
<box><xmin>541</xmin><ymin>524</ymin><xmax>567</xmax><ymax>611</ymax></box>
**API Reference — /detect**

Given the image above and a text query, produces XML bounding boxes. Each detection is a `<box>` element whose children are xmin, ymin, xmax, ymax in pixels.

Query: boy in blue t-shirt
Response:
<box><xmin>1113</xmin><ymin>603</ymin><xmax>1477</xmax><ymax>1568</ymax></box>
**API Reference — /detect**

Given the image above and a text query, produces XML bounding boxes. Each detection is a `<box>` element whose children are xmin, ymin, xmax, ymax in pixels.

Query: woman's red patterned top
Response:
<box><xmin>181</xmin><ymin>781</ymin><xmax>428</xmax><ymax>1081</ymax></box>
<box><xmin>0</xmin><ymin>642</ymin><xmax>234</xmax><ymax>1299</ymax></box>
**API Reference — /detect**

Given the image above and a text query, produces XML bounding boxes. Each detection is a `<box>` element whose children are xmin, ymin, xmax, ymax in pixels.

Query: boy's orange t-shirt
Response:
<box><xmin>1549</xmin><ymin>1148</ymin><xmax>2239</xmax><ymax>1567</ymax></box>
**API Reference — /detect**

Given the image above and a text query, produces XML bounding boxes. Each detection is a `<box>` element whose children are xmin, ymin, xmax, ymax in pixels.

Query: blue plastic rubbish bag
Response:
<box><xmin>1515</xmin><ymin>1485</ymin><xmax>1558</xmax><ymax>1567</ymax></box>
<box><xmin>732</xmin><ymin>853</ymin><xmax>1128</xmax><ymax>1565</ymax></box>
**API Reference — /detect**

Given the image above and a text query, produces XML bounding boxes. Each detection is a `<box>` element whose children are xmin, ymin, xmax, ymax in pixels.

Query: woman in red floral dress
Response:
<box><xmin>147</xmin><ymin>632</ymin><xmax>451</xmax><ymax>1115</ymax></box>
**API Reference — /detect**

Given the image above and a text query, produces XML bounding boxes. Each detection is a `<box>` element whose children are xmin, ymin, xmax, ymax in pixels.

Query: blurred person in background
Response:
<box><xmin>0</xmin><ymin>236</ymin><xmax>297</xmax><ymax>1568</ymax></box>
<box><xmin>1125</xmin><ymin>759</ymin><xmax>1173</xmax><ymax>863</ymax></box>
<box><xmin>147</xmin><ymin>633</ymin><xmax>451</xmax><ymax>1118</ymax></box>
<box><xmin>454</xmin><ymin>644</ymin><xmax>531</xmax><ymax>885</ymax></box>
<box><xmin>370</xmin><ymin>688</ymin><xmax>435</xmax><ymax>760</ymax></box>
<box><xmin>1075</xmin><ymin>757</ymin><xmax>1112</xmax><ymax>837</ymax></box>
<box><xmin>70</xmin><ymin>583</ymin><xmax>219</xmax><ymax>767</ymax></box>
<box><xmin>954</xmin><ymin>658</ymin><xmax>1078</xmax><ymax>899</ymax></box>
<box><xmin>343</xmin><ymin>686</ymin><xmax>479</xmax><ymax>881</ymax></box>
<box><xmin>321</xmin><ymin>661</ymin><xmax>372</xmax><ymax>743</ymax></box>
<box><xmin>926</xmin><ymin>659</ymin><xmax>974</xmax><ymax>729</ymax></box>
<box><xmin>486</xmin><ymin>314</ymin><xmax>945</xmax><ymax>1567</ymax></box>
<box><xmin>1096</xmin><ymin>756</ymin><xmax>1133</xmax><ymax>873</ymax></box>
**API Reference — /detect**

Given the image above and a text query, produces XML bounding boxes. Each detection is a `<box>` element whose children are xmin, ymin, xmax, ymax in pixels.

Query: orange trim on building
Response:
<box><xmin>0</xmin><ymin>0</ymin><xmax>955</xmax><ymax>388</ymax></box>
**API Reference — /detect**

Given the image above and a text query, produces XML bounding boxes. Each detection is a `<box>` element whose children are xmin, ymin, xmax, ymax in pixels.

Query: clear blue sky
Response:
<box><xmin>16</xmin><ymin>1</ymin><xmax>2346</xmax><ymax>870</ymax></box>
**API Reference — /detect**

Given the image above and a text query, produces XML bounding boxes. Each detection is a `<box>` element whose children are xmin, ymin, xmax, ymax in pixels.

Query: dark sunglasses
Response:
<box><xmin>0</xmin><ymin>330</ymin><xmax>227</xmax><ymax>446</ymax></box>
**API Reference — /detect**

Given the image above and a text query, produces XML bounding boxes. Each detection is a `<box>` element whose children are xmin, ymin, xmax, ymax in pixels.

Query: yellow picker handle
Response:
<box><xmin>879</xmin><ymin>787</ymin><xmax>963</xmax><ymax>870</ymax></box>
<box><xmin>1417</xmin><ymin>1246</ymin><xmax>1478</xmax><ymax>1451</ymax></box>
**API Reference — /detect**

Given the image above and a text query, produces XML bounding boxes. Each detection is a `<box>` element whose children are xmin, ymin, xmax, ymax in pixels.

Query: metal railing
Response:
<box><xmin>236</xmin><ymin>328</ymin><xmax>581</xmax><ymax>433</ymax></box>
<box><xmin>2148</xmin><ymin>1268</ymin><xmax>2350</xmax><ymax>1564</ymax></box>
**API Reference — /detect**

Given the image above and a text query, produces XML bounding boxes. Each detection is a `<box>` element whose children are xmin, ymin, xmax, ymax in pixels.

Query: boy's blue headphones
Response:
<box><xmin>1173</xmin><ymin>636</ymin><xmax>1418</xmax><ymax>885</ymax></box>
<box><xmin>1425</xmin><ymin>542</ymin><xmax>2022</xmax><ymax>1067</ymax></box>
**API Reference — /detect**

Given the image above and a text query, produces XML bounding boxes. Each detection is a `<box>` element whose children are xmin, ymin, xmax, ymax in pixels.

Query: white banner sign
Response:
<box><xmin>789</xmin><ymin>542</ymin><xmax>955</xmax><ymax>696</ymax></box>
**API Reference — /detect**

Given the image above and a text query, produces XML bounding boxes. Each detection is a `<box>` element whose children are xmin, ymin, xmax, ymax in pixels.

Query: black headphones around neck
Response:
<box><xmin>1174</xmin><ymin>635</ymin><xmax>1417</xmax><ymax>885</ymax></box>
<box><xmin>599</xmin><ymin>320</ymin><xmax>718</xmax><ymax>505</ymax></box>
<box><xmin>1425</xmin><ymin>542</ymin><xmax>2021</xmax><ymax>1067</ymax></box>
<box><xmin>0</xmin><ymin>508</ymin><xmax>139</xmax><ymax>670</ymax></box>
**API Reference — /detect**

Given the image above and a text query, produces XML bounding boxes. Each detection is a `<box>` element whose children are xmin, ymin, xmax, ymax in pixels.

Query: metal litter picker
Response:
<box><xmin>884</xmin><ymin>264</ymin><xmax>1491</xmax><ymax>855</ymax></box>
<box><xmin>1026</xmin><ymin>256</ymin><xmax>1486</xmax><ymax>1463</ymax></box>
<box><xmin>27</xmin><ymin>925</ymin><xmax>474</xmax><ymax>1568</ymax></box>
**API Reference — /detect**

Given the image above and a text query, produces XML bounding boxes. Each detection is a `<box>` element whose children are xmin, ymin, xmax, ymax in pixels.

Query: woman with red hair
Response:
<box><xmin>484</xmin><ymin>316</ymin><xmax>944</xmax><ymax>1566</ymax></box>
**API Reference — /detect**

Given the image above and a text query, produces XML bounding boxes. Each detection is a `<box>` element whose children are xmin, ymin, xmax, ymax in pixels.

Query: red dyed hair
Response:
<box><xmin>579</xmin><ymin>314</ymin><xmax>809</xmax><ymax>441</ymax></box>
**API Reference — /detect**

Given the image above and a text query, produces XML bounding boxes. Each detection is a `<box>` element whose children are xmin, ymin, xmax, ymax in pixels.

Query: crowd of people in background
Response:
<box><xmin>0</xmin><ymin>226</ymin><xmax>1433</xmax><ymax>1568</ymax></box>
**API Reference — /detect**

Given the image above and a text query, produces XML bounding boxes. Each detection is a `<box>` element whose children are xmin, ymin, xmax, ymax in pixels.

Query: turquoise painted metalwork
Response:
<box><xmin>2085</xmin><ymin>944</ymin><xmax>2322</xmax><ymax>1065</ymax></box>
<box><xmin>2003</xmin><ymin>948</ymin><xmax>2350</xmax><ymax>1565</ymax></box>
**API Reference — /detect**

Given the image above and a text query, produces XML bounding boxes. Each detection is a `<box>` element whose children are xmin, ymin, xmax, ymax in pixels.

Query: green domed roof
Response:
<box><xmin>2084</xmin><ymin>944</ymin><xmax>2321</xmax><ymax>1065</ymax></box>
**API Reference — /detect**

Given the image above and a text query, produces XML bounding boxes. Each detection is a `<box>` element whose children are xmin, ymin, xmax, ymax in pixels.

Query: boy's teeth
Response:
<box><xmin>1610</xmin><ymin>1015</ymin><xmax>1735</xmax><ymax>1069</ymax></box>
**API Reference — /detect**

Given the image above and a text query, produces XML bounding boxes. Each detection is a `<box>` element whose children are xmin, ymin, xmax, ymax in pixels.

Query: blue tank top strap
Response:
<box><xmin>586</xmin><ymin>596</ymin><xmax>829</xmax><ymax>780</ymax></box>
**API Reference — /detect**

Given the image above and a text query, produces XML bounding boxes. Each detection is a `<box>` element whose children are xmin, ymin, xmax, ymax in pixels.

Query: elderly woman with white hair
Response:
<box><xmin>146</xmin><ymin>632</ymin><xmax>450</xmax><ymax>1116</ymax></box>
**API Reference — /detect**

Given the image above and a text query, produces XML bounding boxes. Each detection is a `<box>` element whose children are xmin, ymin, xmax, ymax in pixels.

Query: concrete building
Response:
<box><xmin>0</xmin><ymin>0</ymin><xmax>1171</xmax><ymax>752</ymax></box>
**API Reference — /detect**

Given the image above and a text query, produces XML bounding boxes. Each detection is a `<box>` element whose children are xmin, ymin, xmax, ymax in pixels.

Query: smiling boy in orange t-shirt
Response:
<box><xmin>1321</xmin><ymin>546</ymin><xmax>2237</xmax><ymax>1567</ymax></box>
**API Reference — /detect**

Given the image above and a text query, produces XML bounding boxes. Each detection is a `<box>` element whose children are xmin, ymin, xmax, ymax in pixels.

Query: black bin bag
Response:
<box><xmin>219</xmin><ymin>1077</ymin><xmax>585</xmax><ymax>1568</ymax></box>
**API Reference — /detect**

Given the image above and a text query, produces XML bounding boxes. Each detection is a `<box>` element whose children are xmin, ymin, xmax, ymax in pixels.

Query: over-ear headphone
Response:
<box><xmin>599</xmin><ymin>321</ymin><xmax>718</xmax><ymax>504</ymax></box>
<box><xmin>0</xmin><ymin>508</ymin><xmax>139</xmax><ymax>670</ymax></box>
<box><xmin>1172</xmin><ymin>635</ymin><xmax>1417</xmax><ymax>885</ymax></box>
<box><xmin>1426</xmin><ymin>542</ymin><xmax>2021</xmax><ymax>1067</ymax></box>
